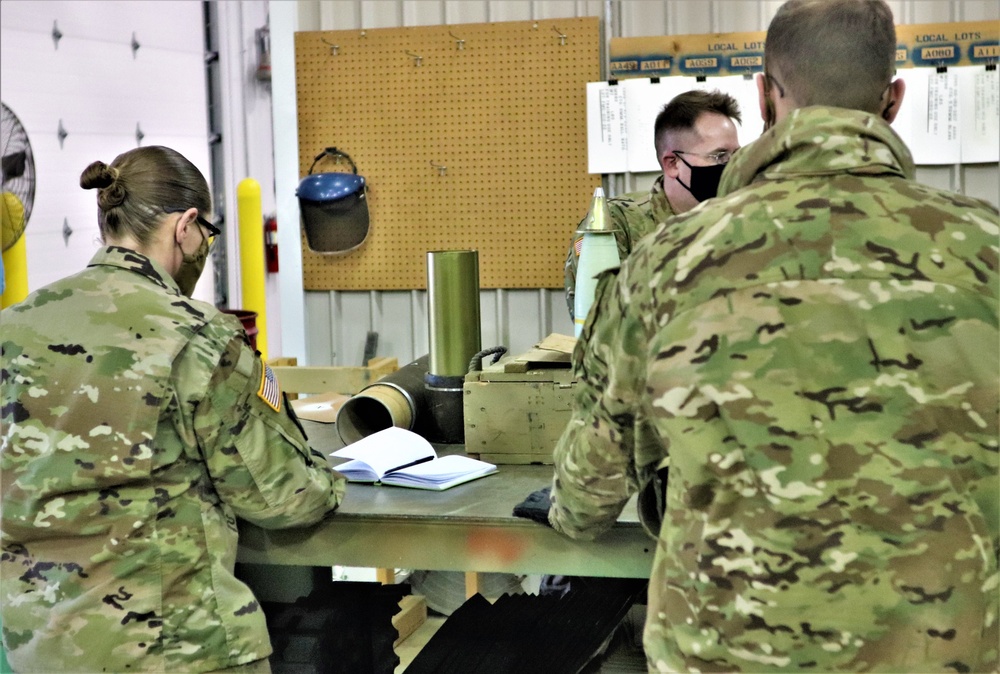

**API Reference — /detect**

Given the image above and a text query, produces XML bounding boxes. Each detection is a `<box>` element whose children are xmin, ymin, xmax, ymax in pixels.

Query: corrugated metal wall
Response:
<box><xmin>292</xmin><ymin>0</ymin><xmax>1000</xmax><ymax>368</ymax></box>
<box><xmin>0</xmin><ymin>0</ymin><xmax>214</xmax><ymax>302</ymax></box>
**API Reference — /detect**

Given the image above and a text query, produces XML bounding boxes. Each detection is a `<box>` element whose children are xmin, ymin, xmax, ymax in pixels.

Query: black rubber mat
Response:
<box><xmin>262</xmin><ymin>580</ymin><xmax>410</xmax><ymax>674</ymax></box>
<box><xmin>403</xmin><ymin>587</ymin><xmax>639</xmax><ymax>674</ymax></box>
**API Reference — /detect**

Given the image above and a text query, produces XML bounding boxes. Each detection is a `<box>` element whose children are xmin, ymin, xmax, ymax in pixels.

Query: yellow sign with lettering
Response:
<box><xmin>610</xmin><ymin>21</ymin><xmax>998</xmax><ymax>80</ymax></box>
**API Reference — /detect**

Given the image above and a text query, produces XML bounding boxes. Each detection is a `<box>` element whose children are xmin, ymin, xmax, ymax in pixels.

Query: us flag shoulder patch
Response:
<box><xmin>257</xmin><ymin>363</ymin><xmax>281</xmax><ymax>412</ymax></box>
<box><xmin>573</xmin><ymin>236</ymin><xmax>584</xmax><ymax>257</ymax></box>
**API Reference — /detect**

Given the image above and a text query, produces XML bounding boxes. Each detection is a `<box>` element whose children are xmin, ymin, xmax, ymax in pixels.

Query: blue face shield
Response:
<box><xmin>296</xmin><ymin>148</ymin><xmax>370</xmax><ymax>254</ymax></box>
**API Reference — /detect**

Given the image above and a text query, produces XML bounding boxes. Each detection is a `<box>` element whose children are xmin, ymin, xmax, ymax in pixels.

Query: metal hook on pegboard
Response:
<box><xmin>448</xmin><ymin>31</ymin><xmax>465</xmax><ymax>51</ymax></box>
<box><xmin>429</xmin><ymin>161</ymin><xmax>446</xmax><ymax>176</ymax></box>
<box><xmin>552</xmin><ymin>26</ymin><xmax>567</xmax><ymax>46</ymax></box>
<box><xmin>321</xmin><ymin>38</ymin><xmax>339</xmax><ymax>56</ymax></box>
<box><xmin>405</xmin><ymin>50</ymin><xmax>423</xmax><ymax>66</ymax></box>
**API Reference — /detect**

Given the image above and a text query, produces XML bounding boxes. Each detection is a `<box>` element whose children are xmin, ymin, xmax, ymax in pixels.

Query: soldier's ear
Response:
<box><xmin>172</xmin><ymin>208</ymin><xmax>199</xmax><ymax>246</ymax></box>
<box><xmin>881</xmin><ymin>78</ymin><xmax>905</xmax><ymax>124</ymax></box>
<box><xmin>661</xmin><ymin>152</ymin><xmax>680</xmax><ymax>179</ymax></box>
<box><xmin>757</xmin><ymin>72</ymin><xmax>770</xmax><ymax>124</ymax></box>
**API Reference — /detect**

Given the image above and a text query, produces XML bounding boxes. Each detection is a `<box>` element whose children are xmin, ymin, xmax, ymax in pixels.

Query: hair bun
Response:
<box><xmin>80</xmin><ymin>161</ymin><xmax>126</xmax><ymax>209</ymax></box>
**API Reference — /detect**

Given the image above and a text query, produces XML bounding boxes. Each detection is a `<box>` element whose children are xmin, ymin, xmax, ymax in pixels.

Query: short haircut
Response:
<box><xmin>765</xmin><ymin>0</ymin><xmax>896</xmax><ymax>112</ymax></box>
<box><xmin>653</xmin><ymin>89</ymin><xmax>742</xmax><ymax>159</ymax></box>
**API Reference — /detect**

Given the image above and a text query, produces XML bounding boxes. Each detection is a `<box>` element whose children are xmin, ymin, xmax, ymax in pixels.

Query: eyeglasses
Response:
<box><xmin>673</xmin><ymin>149</ymin><xmax>733</xmax><ymax>165</ymax></box>
<box><xmin>166</xmin><ymin>208</ymin><xmax>221</xmax><ymax>240</ymax></box>
<box><xmin>194</xmin><ymin>215</ymin><xmax>222</xmax><ymax>239</ymax></box>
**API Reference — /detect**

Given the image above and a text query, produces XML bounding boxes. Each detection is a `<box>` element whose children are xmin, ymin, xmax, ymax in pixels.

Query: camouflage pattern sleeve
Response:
<box><xmin>550</xmin><ymin>108</ymin><xmax>998</xmax><ymax>672</ymax></box>
<box><xmin>0</xmin><ymin>249</ymin><xmax>342</xmax><ymax>672</ymax></box>
<box><xmin>563</xmin><ymin>213</ymin><xmax>586</xmax><ymax>320</ymax></box>
<box><xmin>184</xmin><ymin>316</ymin><xmax>345</xmax><ymax>528</ymax></box>
<box><xmin>550</xmin><ymin>267</ymin><xmax>646</xmax><ymax>540</ymax></box>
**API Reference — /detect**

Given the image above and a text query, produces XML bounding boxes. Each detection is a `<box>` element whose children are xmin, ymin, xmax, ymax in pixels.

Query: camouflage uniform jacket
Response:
<box><xmin>1</xmin><ymin>247</ymin><xmax>347</xmax><ymax>673</ymax></box>
<box><xmin>564</xmin><ymin>175</ymin><xmax>674</xmax><ymax>320</ymax></box>
<box><xmin>549</xmin><ymin>107</ymin><xmax>999</xmax><ymax>672</ymax></box>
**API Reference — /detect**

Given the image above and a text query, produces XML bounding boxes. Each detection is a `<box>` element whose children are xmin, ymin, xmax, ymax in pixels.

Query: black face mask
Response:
<box><xmin>675</xmin><ymin>155</ymin><xmax>727</xmax><ymax>203</ymax></box>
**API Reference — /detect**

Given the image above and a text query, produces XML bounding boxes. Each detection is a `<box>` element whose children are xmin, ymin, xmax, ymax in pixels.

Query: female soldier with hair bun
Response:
<box><xmin>1</xmin><ymin>145</ymin><xmax>346</xmax><ymax>673</ymax></box>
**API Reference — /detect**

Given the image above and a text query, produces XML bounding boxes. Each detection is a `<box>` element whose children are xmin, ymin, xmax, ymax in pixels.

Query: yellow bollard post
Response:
<box><xmin>237</xmin><ymin>178</ymin><xmax>268</xmax><ymax>360</ymax></box>
<box><xmin>1</xmin><ymin>233</ymin><xmax>29</xmax><ymax>308</ymax></box>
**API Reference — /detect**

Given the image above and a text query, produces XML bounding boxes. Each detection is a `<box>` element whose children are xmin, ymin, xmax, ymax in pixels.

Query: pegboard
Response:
<box><xmin>295</xmin><ymin>17</ymin><xmax>601</xmax><ymax>290</ymax></box>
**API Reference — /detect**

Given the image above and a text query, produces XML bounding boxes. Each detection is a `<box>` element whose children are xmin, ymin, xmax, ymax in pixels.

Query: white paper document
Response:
<box><xmin>894</xmin><ymin>68</ymin><xmax>962</xmax><ymax>165</ymax></box>
<box><xmin>586</xmin><ymin>81</ymin><xmax>629</xmax><ymax>174</ymax></box>
<box><xmin>958</xmin><ymin>65</ymin><xmax>1000</xmax><ymax>164</ymax></box>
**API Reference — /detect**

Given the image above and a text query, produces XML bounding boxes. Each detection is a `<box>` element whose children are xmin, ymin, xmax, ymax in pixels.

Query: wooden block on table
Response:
<box><xmin>270</xmin><ymin>357</ymin><xmax>399</xmax><ymax>395</ymax></box>
<box><xmin>267</xmin><ymin>357</ymin><xmax>300</xmax><ymax>399</ymax></box>
<box><xmin>392</xmin><ymin>595</ymin><xmax>428</xmax><ymax>647</ymax></box>
<box><xmin>290</xmin><ymin>391</ymin><xmax>351</xmax><ymax>423</ymax></box>
<box><xmin>536</xmin><ymin>333</ymin><xmax>576</xmax><ymax>353</ymax></box>
<box><xmin>502</xmin><ymin>351</ymin><xmax>571</xmax><ymax>373</ymax></box>
<box><xmin>464</xmin><ymin>571</ymin><xmax>483</xmax><ymax>599</ymax></box>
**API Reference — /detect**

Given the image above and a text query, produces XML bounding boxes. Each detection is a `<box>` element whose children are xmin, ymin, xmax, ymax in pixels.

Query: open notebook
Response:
<box><xmin>329</xmin><ymin>426</ymin><xmax>498</xmax><ymax>491</ymax></box>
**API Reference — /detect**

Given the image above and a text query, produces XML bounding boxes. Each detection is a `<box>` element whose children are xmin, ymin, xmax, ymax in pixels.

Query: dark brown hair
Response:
<box><xmin>764</xmin><ymin>0</ymin><xmax>896</xmax><ymax>112</ymax></box>
<box><xmin>80</xmin><ymin>146</ymin><xmax>211</xmax><ymax>244</ymax></box>
<box><xmin>654</xmin><ymin>89</ymin><xmax>742</xmax><ymax>158</ymax></box>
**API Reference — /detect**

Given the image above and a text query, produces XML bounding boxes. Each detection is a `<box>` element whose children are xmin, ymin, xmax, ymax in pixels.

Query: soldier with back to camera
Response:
<box><xmin>1</xmin><ymin>145</ymin><xmax>346</xmax><ymax>674</ymax></box>
<box><xmin>549</xmin><ymin>0</ymin><xmax>1000</xmax><ymax>671</ymax></box>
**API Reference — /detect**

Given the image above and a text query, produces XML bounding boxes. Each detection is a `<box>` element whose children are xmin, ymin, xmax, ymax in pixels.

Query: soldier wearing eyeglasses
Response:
<box><xmin>1</xmin><ymin>145</ymin><xmax>346</xmax><ymax>674</ymax></box>
<box><xmin>564</xmin><ymin>89</ymin><xmax>742</xmax><ymax>321</ymax></box>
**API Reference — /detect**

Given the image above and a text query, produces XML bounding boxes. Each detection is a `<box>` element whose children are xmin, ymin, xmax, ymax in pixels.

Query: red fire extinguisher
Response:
<box><xmin>264</xmin><ymin>215</ymin><xmax>279</xmax><ymax>273</ymax></box>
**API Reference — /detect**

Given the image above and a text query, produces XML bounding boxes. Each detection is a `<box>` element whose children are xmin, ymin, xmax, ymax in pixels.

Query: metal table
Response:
<box><xmin>236</xmin><ymin>422</ymin><xmax>654</xmax><ymax>579</ymax></box>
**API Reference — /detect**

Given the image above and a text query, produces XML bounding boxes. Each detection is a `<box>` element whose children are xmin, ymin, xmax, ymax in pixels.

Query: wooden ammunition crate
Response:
<box><xmin>463</xmin><ymin>336</ymin><xmax>576</xmax><ymax>465</ymax></box>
